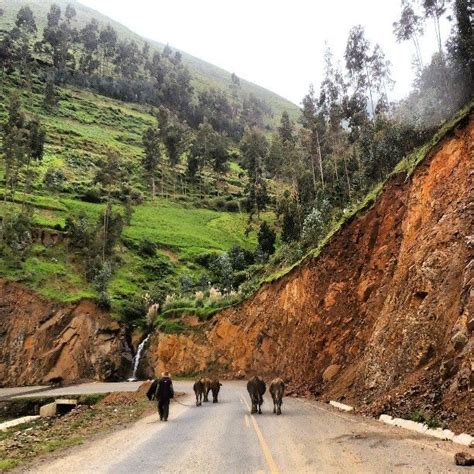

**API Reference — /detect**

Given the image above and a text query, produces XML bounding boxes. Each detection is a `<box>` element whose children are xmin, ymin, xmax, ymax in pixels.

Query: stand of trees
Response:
<box><xmin>238</xmin><ymin>0</ymin><xmax>472</xmax><ymax>257</ymax></box>
<box><xmin>1</xmin><ymin>93</ymin><xmax>45</xmax><ymax>204</ymax></box>
<box><xmin>0</xmin><ymin>3</ymin><xmax>272</xmax><ymax>138</ymax></box>
<box><xmin>1</xmin><ymin>1</ymin><xmax>472</xmax><ymax>300</ymax></box>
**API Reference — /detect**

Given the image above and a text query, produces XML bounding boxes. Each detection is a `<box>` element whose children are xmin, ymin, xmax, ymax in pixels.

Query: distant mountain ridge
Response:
<box><xmin>1</xmin><ymin>0</ymin><xmax>300</xmax><ymax>124</ymax></box>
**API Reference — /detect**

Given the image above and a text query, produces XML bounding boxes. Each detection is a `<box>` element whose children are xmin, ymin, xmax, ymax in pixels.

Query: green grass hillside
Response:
<box><xmin>0</xmin><ymin>75</ymin><xmax>270</xmax><ymax>314</ymax></box>
<box><xmin>0</xmin><ymin>0</ymin><xmax>300</xmax><ymax>126</ymax></box>
<box><xmin>0</xmin><ymin>195</ymin><xmax>261</xmax><ymax>303</ymax></box>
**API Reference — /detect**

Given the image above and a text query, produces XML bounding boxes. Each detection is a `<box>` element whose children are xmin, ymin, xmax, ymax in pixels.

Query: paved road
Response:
<box><xmin>0</xmin><ymin>382</ymin><xmax>143</xmax><ymax>400</ymax></box>
<box><xmin>26</xmin><ymin>381</ymin><xmax>467</xmax><ymax>474</ymax></box>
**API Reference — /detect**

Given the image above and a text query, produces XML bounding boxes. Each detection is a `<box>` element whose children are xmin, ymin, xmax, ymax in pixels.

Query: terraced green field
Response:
<box><xmin>0</xmin><ymin>77</ymin><xmax>271</xmax><ymax>310</ymax></box>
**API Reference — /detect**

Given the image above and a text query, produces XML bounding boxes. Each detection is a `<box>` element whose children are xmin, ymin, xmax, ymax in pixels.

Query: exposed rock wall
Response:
<box><xmin>144</xmin><ymin>115</ymin><xmax>473</xmax><ymax>431</ymax></box>
<box><xmin>0</xmin><ymin>280</ymin><xmax>130</xmax><ymax>386</ymax></box>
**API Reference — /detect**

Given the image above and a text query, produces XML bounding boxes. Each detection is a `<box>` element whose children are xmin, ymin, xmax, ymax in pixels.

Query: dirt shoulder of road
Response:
<box><xmin>0</xmin><ymin>384</ymin><xmax>178</xmax><ymax>472</ymax></box>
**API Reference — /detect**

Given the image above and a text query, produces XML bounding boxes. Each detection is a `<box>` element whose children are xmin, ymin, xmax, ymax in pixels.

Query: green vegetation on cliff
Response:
<box><xmin>0</xmin><ymin>0</ymin><xmax>472</xmax><ymax>331</ymax></box>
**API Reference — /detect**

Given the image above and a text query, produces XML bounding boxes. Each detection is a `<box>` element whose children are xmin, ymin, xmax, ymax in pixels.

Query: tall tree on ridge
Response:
<box><xmin>393</xmin><ymin>0</ymin><xmax>425</xmax><ymax>71</ymax></box>
<box><xmin>2</xmin><ymin>93</ymin><xmax>28</xmax><ymax>203</ymax></box>
<box><xmin>345</xmin><ymin>26</ymin><xmax>392</xmax><ymax>117</ymax></box>
<box><xmin>1</xmin><ymin>94</ymin><xmax>45</xmax><ymax>204</ymax></box>
<box><xmin>240</xmin><ymin>128</ymin><xmax>269</xmax><ymax>219</ymax></box>
<box><xmin>301</xmin><ymin>85</ymin><xmax>325</xmax><ymax>193</ymax></box>
<box><xmin>345</xmin><ymin>25</ymin><xmax>375</xmax><ymax>115</ymax></box>
<box><xmin>94</xmin><ymin>150</ymin><xmax>123</xmax><ymax>262</ymax></box>
<box><xmin>447</xmin><ymin>0</ymin><xmax>474</xmax><ymax>92</ymax></box>
<box><xmin>13</xmin><ymin>6</ymin><xmax>37</xmax><ymax>77</ymax></box>
<box><xmin>421</xmin><ymin>0</ymin><xmax>447</xmax><ymax>55</ymax></box>
<box><xmin>278</xmin><ymin>111</ymin><xmax>295</xmax><ymax>144</ymax></box>
<box><xmin>80</xmin><ymin>19</ymin><xmax>100</xmax><ymax>74</ymax></box>
<box><xmin>142</xmin><ymin>124</ymin><xmax>162</xmax><ymax>200</ymax></box>
<box><xmin>98</xmin><ymin>25</ymin><xmax>117</xmax><ymax>76</ymax></box>
<box><xmin>43</xmin><ymin>4</ymin><xmax>76</xmax><ymax>75</ymax></box>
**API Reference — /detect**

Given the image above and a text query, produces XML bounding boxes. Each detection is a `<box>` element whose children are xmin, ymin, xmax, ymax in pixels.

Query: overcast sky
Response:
<box><xmin>79</xmin><ymin>0</ymin><xmax>451</xmax><ymax>106</ymax></box>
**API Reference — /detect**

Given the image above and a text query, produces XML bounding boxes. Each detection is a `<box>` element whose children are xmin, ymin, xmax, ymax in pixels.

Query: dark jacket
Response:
<box><xmin>147</xmin><ymin>377</ymin><xmax>174</xmax><ymax>401</ymax></box>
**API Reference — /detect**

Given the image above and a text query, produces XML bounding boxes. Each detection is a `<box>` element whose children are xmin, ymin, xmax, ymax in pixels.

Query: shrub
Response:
<box><xmin>426</xmin><ymin>417</ymin><xmax>443</xmax><ymax>429</ymax></box>
<box><xmin>258</xmin><ymin>221</ymin><xmax>276</xmax><ymax>256</ymax></box>
<box><xmin>43</xmin><ymin>168</ymin><xmax>66</xmax><ymax>191</ymax></box>
<box><xmin>225</xmin><ymin>200</ymin><xmax>240</xmax><ymax>212</ymax></box>
<box><xmin>138</xmin><ymin>239</ymin><xmax>157</xmax><ymax>257</ymax></box>
<box><xmin>65</xmin><ymin>213</ymin><xmax>93</xmax><ymax>250</ymax></box>
<box><xmin>143</xmin><ymin>256</ymin><xmax>174</xmax><ymax>280</ymax></box>
<box><xmin>91</xmin><ymin>260</ymin><xmax>113</xmax><ymax>309</ymax></box>
<box><xmin>1</xmin><ymin>211</ymin><xmax>33</xmax><ymax>256</ymax></box>
<box><xmin>159</xmin><ymin>293</ymin><xmax>241</xmax><ymax>322</ymax></box>
<box><xmin>119</xmin><ymin>295</ymin><xmax>147</xmax><ymax>329</ymax></box>
<box><xmin>407</xmin><ymin>410</ymin><xmax>426</xmax><ymax>423</ymax></box>
<box><xmin>228</xmin><ymin>245</ymin><xmax>254</xmax><ymax>269</ymax></box>
<box><xmin>213</xmin><ymin>198</ymin><xmax>226</xmax><ymax>211</ymax></box>
<box><xmin>269</xmin><ymin>242</ymin><xmax>304</xmax><ymax>268</ymax></box>
<box><xmin>148</xmin><ymin>280</ymin><xmax>178</xmax><ymax>307</ymax></box>
<box><xmin>80</xmin><ymin>188</ymin><xmax>102</xmax><ymax>204</ymax></box>
<box><xmin>239</xmin><ymin>278</ymin><xmax>260</xmax><ymax>298</ymax></box>
<box><xmin>193</xmin><ymin>251</ymin><xmax>220</xmax><ymax>268</ymax></box>
<box><xmin>78</xmin><ymin>394</ymin><xmax>107</xmax><ymax>406</ymax></box>
<box><xmin>155</xmin><ymin>316</ymin><xmax>186</xmax><ymax>334</ymax></box>
<box><xmin>180</xmin><ymin>274</ymin><xmax>195</xmax><ymax>294</ymax></box>
<box><xmin>209</xmin><ymin>252</ymin><xmax>234</xmax><ymax>290</ymax></box>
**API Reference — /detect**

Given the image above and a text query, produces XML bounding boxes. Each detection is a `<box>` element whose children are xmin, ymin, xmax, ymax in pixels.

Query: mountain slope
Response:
<box><xmin>0</xmin><ymin>0</ymin><xmax>300</xmax><ymax>124</ymax></box>
<box><xmin>0</xmin><ymin>105</ymin><xmax>471</xmax><ymax>433</ymax></box>
<box><xmin>141</xmin><ymin>109</ymin><xmax>474</xmax><ymax>433</ymax></box>
<box><xmin>0</xmin><ymin>77</ymin><xmax>266</xmax><ymax>307</ymax></box>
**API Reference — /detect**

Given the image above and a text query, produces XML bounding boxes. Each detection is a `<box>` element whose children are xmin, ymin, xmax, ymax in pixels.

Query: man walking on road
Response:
<box><xmin>147</xmin><ymin>372</ymin><xmax>174</xmax><ymax>421</ymax></box>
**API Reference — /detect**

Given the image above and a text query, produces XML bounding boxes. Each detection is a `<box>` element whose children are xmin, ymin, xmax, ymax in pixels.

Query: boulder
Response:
<box><xmin>323</xmin><ymin>364</ymin><xmax>341</xmax><ymax>382</ymax></box>
<box><xmin>329</xmin><ymin>401</ymin><xmax>353</xmax><ymax>412</ymax></box>
<box><xmin>467</xmin><ymin>318</ymin><xmax>474</xmax><ymax>332</ymax></box>
<box><xmin>451</xmin><ymin>331</ymin><xmax>468</xmax><ymax>350</ymax></box>
<box><xmin>379</xmin><ymin>414</ymin><xmax>394</xmax><ymax>425</ymax></box>
<box><xmin>454</xmin><ymin>452</ymin><xmax>474</xmax><ymax>466</ymax></box>
<box><xmin>235</xmin><ymin>370</ymin><xmax>246</xmax><ymax>379</ymax></box>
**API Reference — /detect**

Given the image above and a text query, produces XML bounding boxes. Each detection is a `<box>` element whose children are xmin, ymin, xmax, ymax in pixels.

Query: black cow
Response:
<box><xmin>269</xmin><ymin>378</ymin><xmax>285</xmax><ymax>415</ymax></box>
<box><xmin>202</xmin><ymin>377</ymin><xmax>211</xmax><ymax>402</ymax></box>
<box><xmin>193</xmin><ymin>379</ymin><xmax>204</xmax><ymax>406</ymax></box>
<box><xmin>247</xmin><ymin>376</ymin><xmax>266</xmax><ymax>414</ymax></box>
<box><xmin>210</xmin><ymin>379</ymin><xmax>222</xmax><ymax>403</ymax></box>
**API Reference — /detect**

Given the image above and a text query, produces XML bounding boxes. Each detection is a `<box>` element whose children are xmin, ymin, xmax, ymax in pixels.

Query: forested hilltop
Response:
<box><xmin>0</xmin><ymin>0</ymin><xmax>472</xmax><ymax>335</ymax></box>
<box><xmin>0</xmin><ymin>0</ymin><xmax>300</xmax><ymax>126</ymax></box>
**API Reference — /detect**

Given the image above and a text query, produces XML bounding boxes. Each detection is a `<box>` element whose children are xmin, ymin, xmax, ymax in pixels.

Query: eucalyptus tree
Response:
<box><xmin>393</xmin><ymin>0</ymin><xmax>425</xmax><ymax>71</ymax></box>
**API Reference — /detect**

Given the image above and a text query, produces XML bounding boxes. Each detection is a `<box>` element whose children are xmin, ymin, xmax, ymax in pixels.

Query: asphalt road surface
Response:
<box><xmin>26</xmin><ymin>381</ymin><xmax>467</xmax><ymax>474</ymax></box>
<box><xmin>0</xmin><ymin>382</ymin><xmax>143</xmax><ymax>400</ymax></box>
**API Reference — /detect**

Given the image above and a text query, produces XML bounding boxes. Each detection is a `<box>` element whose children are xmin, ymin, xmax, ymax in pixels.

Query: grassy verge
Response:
<box><xmin>0</xmin><ymin>392</ymin><xmax>151</xmax><ymax>471</ymax></box>
<box><xmin>159</xmin><ymin>294</ymin><xmax>242</xmax><ymax>322</ymax></box>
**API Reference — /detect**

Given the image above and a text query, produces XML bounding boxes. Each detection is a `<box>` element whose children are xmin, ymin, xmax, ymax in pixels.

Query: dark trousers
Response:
<box><xmin>158</xmin><ymin>399</ymin><xmax>170</xmax><ymax>420</ymax></box>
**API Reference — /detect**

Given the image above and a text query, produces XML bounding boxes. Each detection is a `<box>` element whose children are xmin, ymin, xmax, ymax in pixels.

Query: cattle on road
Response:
<box><xmin>210</xmin><ymin>379</ymin><xmax>222</xmax><ymax>403</ymax></box>
<box><xmin>193</xmin><ymin>379</ymin><xmax>204</xmax><ymax>406</ymax></box>
<box><xmin>247</xmin><ymin>376</ymin><xmax>266</xmax><ymax>414</ymax></box>
<box><xmin>269</xmin><ymin>378</ymin><xmax>285</xmax><ymax>415</ymax></box>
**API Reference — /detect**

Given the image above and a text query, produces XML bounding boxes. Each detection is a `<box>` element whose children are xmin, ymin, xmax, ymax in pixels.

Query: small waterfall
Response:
<box><xmin>128</xmin><ymin>335</ymin><xmax>150</xmax><ymax>381</ymax></box>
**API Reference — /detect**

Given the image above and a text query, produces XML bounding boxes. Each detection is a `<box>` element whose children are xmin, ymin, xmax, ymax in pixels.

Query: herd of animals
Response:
<box><xmin>193</xmin><ymin>376</ymin><xmax>285</xmax><ymax>415</ymax></box>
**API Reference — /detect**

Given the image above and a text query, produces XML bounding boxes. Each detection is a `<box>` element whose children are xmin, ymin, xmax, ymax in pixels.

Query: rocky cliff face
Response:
<box><xmin>144</xmin><ymin>114</ymin><xmax>473</xmax><ymax>432</ymax></box>
<box><xmin>0</xmin><ymin>280</ymin><xmax>131</xmax><ymax>386</ymax></box>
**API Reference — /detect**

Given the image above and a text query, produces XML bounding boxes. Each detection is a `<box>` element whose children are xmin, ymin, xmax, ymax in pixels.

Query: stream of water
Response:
<box><xmin>128</xmin><ymin>335</ymin><xmax>150</xmax><ymax>381</ymax></box>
